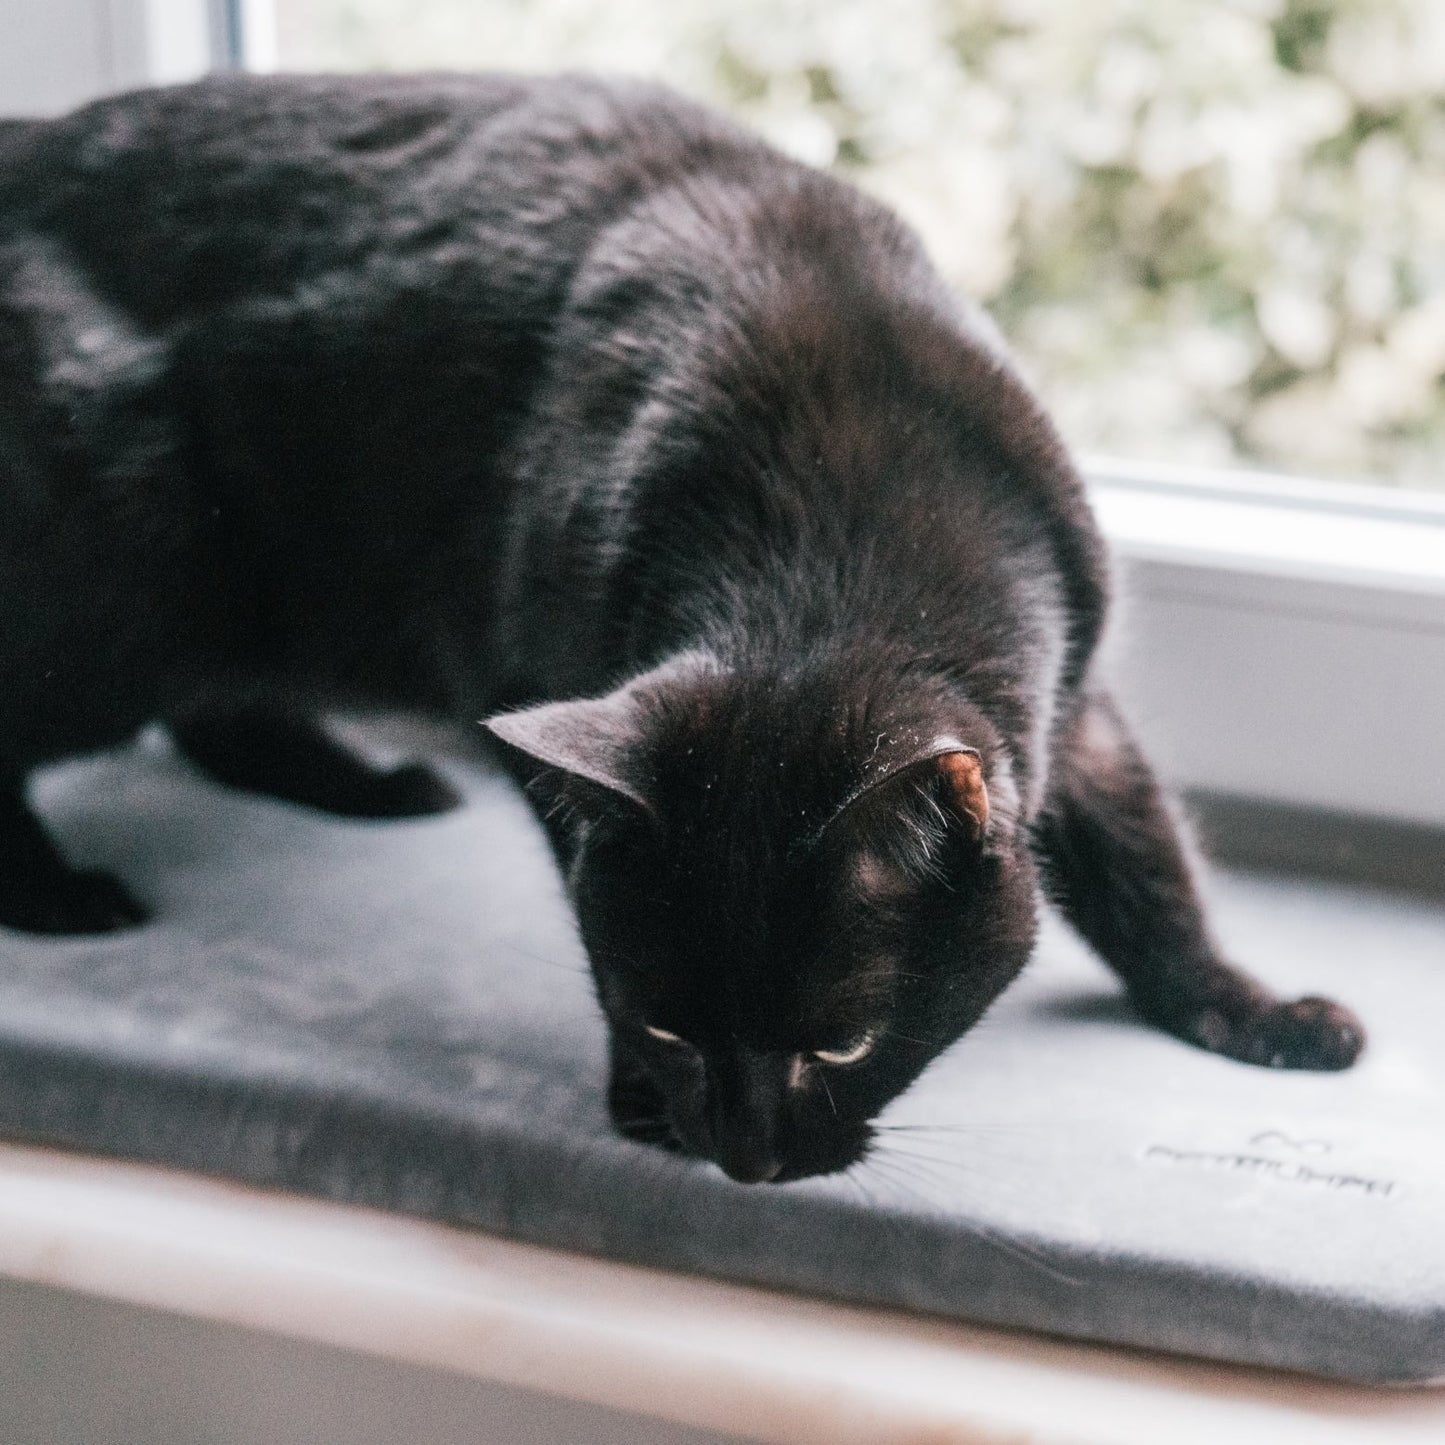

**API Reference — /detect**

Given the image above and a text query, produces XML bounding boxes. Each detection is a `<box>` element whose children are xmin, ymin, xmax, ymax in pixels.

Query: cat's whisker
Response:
<box><xmin>838</xmin><ymin>1169</ymin><xmax>926</xmax><ymax>1253</ymax></box>
<box><xmin>874</xmin><ymin>1121</ymin><xmax>1039</xmax><ymax>1141</ymax></box>
<box><xmin>909</xmin><ymin>1145</ymin><xmax>1039</xmax><ymax>1172</ymax></box>
<box><xmin>873</xmin><ymin>1136</ymin><xmax>1040</xmax><ymax>1184</ymax></box>
<box><xmin>860</xmin><ymin>1152</ymin><xmax>1080</xmax><ymax>1286</ymax></box>
<box><xmin>868</xmin><ymin>1137</ymin><xmax>1037</xmax><ymax>1209</ymax></box>
<box><xmin>858</xmin><ymin>1156</ymin><xmax>955</xmax><ymax>1224</ymax></box>
<box><xmin>866</xmin><ymin>1147</ymin><xmax>960</xmax><ymax>1192</ymax></box>
<box><xmin>871</xmin><ymin>1141</ymin><xmax>967</xmax><ymax>1171</ymax></box>
<box><xmin>500</xmin><ymin>940</ymin><xmax>588</xmax><ymax>974</ymax></box>
<box><xmin>877</xmin><ymin>1110</ymin><xmax>1077</xmax><ymax>1134</ymax></box>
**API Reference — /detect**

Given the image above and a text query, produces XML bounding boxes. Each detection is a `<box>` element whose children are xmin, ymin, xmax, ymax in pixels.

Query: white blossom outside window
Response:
<box><xmin>272</xmin><ymin>0</ymin><xmax>1445</xmax><ymax>492</ymax></box>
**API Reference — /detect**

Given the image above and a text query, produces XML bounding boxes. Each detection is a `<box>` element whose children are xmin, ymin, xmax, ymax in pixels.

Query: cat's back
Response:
<box><xmin>0</xmin><ymin>71</ymin><xmax>763</xmax><ymax>325</ymax></box>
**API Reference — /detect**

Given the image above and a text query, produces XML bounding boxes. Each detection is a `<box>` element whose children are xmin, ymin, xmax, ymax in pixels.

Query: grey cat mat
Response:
<box><xmin>4</xmin><ymin>737</ymin><xmax>1443</xmax><ymax>1384</ymax></box>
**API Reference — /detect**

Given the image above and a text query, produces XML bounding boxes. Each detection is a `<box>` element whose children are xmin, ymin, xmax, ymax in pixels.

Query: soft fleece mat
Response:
<box><xmin>3</xmin><ymin>738</ymin><xmax>1442</xmax><ymax>1383</ymax></box>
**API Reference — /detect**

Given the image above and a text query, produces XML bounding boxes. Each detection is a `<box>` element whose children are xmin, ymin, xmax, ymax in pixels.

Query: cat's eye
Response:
<box><xmin>811</xmin><ymin>1032</ymin><xmax>877</xmax><ymax>1067</ymax></box>
<box><xmin>644</xmin><ymin>1023</ymin><xmax>686</xmax><ymax>1045</ymax></box>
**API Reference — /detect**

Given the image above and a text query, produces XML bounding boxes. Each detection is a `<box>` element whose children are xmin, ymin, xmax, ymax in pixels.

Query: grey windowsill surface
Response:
<box><xmin>0</xmin><ymin>740</ymin><xmax>1440</xmax><ymax>1395</ymax></box>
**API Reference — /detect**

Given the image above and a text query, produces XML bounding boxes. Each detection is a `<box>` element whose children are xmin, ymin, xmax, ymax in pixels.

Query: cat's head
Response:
<box><xmin>484</xmin><ymin>651</ymin><xmax>1038</xmax><ymax>1183</ymax></box>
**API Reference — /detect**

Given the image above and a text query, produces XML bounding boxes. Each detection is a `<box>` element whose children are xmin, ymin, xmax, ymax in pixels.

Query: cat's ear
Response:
<box><xmin>828</xmin><ymin>736</ymin><xmax>992</xmax><ymax>843</ymax></box>
<box><xmin>482</xmin><ymin>651</ymin><xmax>719</xmax><ymax>812</ymax></box>
<box><xmin>483</xmin><ymin>691</ymin><xmax>652</xmax><ymax>811</ymax></box>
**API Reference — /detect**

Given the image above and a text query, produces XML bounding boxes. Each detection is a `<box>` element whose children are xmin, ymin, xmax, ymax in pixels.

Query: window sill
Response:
<box><xmin>1088</xmin><ymin>458</ymin><xmax>1445</xmax><ymax>833</ymax></box>
<box><xmin>2</xmin><ymin>1140</ymin><xmax>1441</xmax><ymax>1445</ymax></box>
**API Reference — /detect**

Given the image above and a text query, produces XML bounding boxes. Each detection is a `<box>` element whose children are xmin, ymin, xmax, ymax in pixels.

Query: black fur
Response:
<box><xmin>0</xmin><ymin>73</ymin><xmax>1363</xmax><ymax>1181</ymax></box>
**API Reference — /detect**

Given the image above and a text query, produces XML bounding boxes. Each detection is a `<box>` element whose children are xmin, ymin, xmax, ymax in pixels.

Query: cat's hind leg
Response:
<box><xmin>1034</xmin><ymin>689</ymin><xmax>1363</xmax><ymax>1070</ymax></box>
<box><xmin>0</xmin><ymin>775</ymin><xmax>147</xmax><ymax>934</ymax></box>
<box><xmin>171</xmin><ymin>709</ymin><xmax>461</xmax><ymax>819</ymax></box>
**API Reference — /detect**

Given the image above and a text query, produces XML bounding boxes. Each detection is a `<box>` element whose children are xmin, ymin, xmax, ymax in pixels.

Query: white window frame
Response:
<box><xmin>1091</xmin><ymin>460</ymin><xmax>1445</xmax><ymax>831</ymax></box>
<box><xmin>0</xmin><ymin>0</ymin><xmax>237</xmax><ymax>116</ymax></box>
<box><xmin>6</xmin><ymin>0</ymin><xmax>1444</xmax><ymax>834</ymax></box>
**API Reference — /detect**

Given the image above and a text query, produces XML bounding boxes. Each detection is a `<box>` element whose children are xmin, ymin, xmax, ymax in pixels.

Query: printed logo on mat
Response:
<box><xmin>1140</xmin><ymin>1131</ymin><xmax>1398</xmax><ymax>1198</ymax></box>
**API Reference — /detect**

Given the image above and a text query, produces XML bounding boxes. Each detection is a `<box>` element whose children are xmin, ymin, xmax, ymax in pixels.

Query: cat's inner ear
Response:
<box><xmin>936</xmin><ymin>749</ymin><xmax>989</xmax><ymax>836</ymax></box>
<box><xmin>826</xmin><ymin>740</ymin><xmax>994</xmax><ymax>885</ymax></box>
<box><xmin>843</xmin><ymin>739</ymin><xmax>991</xmax><ymax>840</ymax></box>
<box><xmin>482</xmin><ymin>691</ymin><xmax>652</xmax><ymax>810</ymax></box>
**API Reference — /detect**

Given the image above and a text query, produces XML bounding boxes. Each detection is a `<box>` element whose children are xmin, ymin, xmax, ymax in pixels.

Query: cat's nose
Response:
<box><xmin>708</xmin><ymin>1049</ymin><xmax>788</xmax><ymax>1182</ymax></box>
<box><xmin>717</xmin><ymin>1144</ymin><xmax>783</xmax><ymax>1184</ymax></box>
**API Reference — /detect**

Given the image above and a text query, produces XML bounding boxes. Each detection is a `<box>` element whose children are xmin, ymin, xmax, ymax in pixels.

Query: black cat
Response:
<box><xmin>0</xmin><ymin>73</ymin><xmax>1362</xmax><ymax>1183</ymax></box>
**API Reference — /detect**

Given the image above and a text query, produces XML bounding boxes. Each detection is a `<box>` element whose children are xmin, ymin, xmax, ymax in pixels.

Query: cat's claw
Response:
<box><xmin>1182</xmin><ymin>994</ymin><xmax>1365</xmax><ymax>1072</ymax></box>
<box><xmin>0</xmin><ymin>868</ymin><xmax>148</xmax><ymax>936</ymax></box>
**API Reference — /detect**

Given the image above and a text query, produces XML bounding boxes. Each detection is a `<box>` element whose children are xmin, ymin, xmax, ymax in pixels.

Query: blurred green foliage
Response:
<box><xmin>276</xmin><ymin>0</ymin><xmax>1445</xmax><ymax>489</ymax></box>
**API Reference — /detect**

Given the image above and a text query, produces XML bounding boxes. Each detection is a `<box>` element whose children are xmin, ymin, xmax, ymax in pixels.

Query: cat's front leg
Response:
<box><xmin>1033</xmin><ymin>690</ymin><xmax>1364</xmax><ymax>1070</ymax></box>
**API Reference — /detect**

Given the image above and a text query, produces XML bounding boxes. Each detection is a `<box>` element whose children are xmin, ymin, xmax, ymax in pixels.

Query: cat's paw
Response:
<box><xmin>1183</xmin><ymin>994</ymin><xmax>1365</xmax><ymax>1071</ymax></box>
<box><xmin>0</xmin><ymin>869</ymin><xmax>148</xmax><ymax>936</ymax></box>
<box><xmin>357</xmin><ymin>763</ymin><xmax>463</xmax><ymax>819</ymax></box>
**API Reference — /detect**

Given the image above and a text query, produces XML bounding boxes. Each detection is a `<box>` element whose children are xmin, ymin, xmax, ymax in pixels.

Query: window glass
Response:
<box><xmin>270</xmin><ymin>0</ymin><xmax>1445</xmax><ymax>493</ymax></box>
